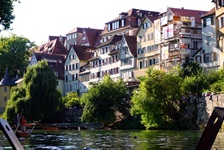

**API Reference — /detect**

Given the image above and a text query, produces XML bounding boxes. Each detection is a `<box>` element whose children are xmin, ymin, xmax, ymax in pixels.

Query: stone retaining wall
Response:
<box><xmin>197</xmin><ymin>94</ymin><xmax>224</xmax><ymax>128</ymax></box>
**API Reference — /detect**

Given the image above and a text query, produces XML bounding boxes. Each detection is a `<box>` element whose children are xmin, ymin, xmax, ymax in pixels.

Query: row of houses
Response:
<box><xmin>1</xmin><ymin>2</ymin><xmax>224</xmax><ymax>112</ymax></box>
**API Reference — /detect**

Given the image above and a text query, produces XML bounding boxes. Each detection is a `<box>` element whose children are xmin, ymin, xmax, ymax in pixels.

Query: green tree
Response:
<box><xmin>206</xmin><ymin>68</ymin><xmax>224</xmax><ymax>93</ymax></box>
<box><xmin>80</xmin><ymin>75</ymin><xmax>127</xmax><ymax>127</ymax></box>
<box><xmin>4</xmin><ymin>60</ymin><xmax>62</xmax><ymax>122</ymax></box>
<box><xmin>130</xmin><ymin>69</ymin><xmax>186</xmax><ymax>129</ymax></box>
<box><xmin>181</xmin><ymin>62</ymin><xmax>203</xmax><ymax>78</ymax></box>
<box><xmin>62</xmin><ymin>92</ymin><xmax>80</xmax><ymax>108</ymax></box>
<box><xmin>181</xmin><ymin>71</ymin><xmax>208</xmax><ymax>96</ymax></box>
<box><xmin>0</xmin><ymin>0</ymin><xmax>19</xmax><ymax>30</ymax></box>
<box><xmin>3</xmin><ymin>86</ymin><xmax>26</xmax><ymax>122</ymax></box>
<box><xmin>0</xmin><ymin>34</ymin><xmax>35</xmax><ymax>79</ymax></box>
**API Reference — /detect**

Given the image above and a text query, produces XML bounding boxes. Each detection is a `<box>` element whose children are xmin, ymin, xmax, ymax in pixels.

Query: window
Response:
<box><xmin>142</xmin><ymin>22</ymin><xmax>150</xmax><ymax>29</ymax></box>
<box><xmin>122</xmin><ymin>47</ymin><xmax>128</xmax><ymax>54</ymax></box>
<box><xmin>4</xmin><ymin>87</ymin><xmax>7</xmax><ymax>92</ymax></box>
<box><xmin>206</xmin><ymin>18</ymin><xmax>211</xmax><ymax>26</ymax></box>
<box><xmin>218</xmin><ymin>17</ymin><xmax>224</xmax><ymax>28</ymax></box>
<box><xmin>66</xmin><ymin>75</ymin><xmax>68</xmax><ymax>82</ymax></box>
<box><xmin>82</xmin><ymin>36</ymin><xmax>86</xmax><ymax>41</ymax></box>
<box><xmin>143</xmin><ymin>35</ymin><xmax>146</xmax><ymax>42</ymax></box>
<box><xmin>138</xmin><ymin>36</ymin><xmax>142</xmax><ymax>43</ymax></box>
<box><xmin>54</xmin><ymin>72</ymin><xmax>58</xmax><ymax>77</ymax></box>
<box><xmin>112</xmin><ymin>21</ymin><xmax>120</xmax><ymax>30</ymax></box>
<box><xmin>4</xmin><ymin>96</ymin><xmax>7</xmax><ymax>102</ymax></box>
<box><xmin>193</xmin><ymin>41</ymin><xmax>198</xmax><ymax>49</ymax></box>
<box><xmin>139</xmin><ymin>61</ymin><xmax>143</xmax><ymax>69</ymax></box>
<box><xmin>211</xmin><ymin>52</ymin><xmax>217</xmax><ymax>62</ymax></box>
<box><xmin>148</xmin><ymin>59</ymin><xmax>152</xmax><ymax>66</ymax></box>
<box><xmin>138</xmin><ymin>19</ymin><xmax>141</xmax><ymax>26</ymax></box>
<box><xmin>195</xmin><ymin>56</ymin><xmax>201</xmax><ymax>63</ymax></box>
<box><xmin>218</xmin><ymin>0</ymin><xmax>224</xmax><ymax>7</ymax></box>
<box><xmin>147</xmin><ymin>34</ymin><xmax>150</xmax><ymax>41</ymax></box>
<box><xmin>107</xmin><ymin>24</ymin><xmax>111</xmax><ymax>31</ymax></box>
<box><xmin>206</xmin><ymin>36</ymin><xmax>211</xmax><ymax>45</ymax></box>
<box><xmin>121</xmin><ymin>20</ymin><xmax>125</xmax><ymax>27</ymax></box>
<box><xmin>151</xmin><ymin>33</ymin><xmax>154</xmax><ymax>40</ymax></box>
<box><xmin>204</xmin><ymin>53</ymin><xmax>210</xmax><ymax>63</ymax></box>
<box><xmin>203</xmin><ymin>17</ymin><xmax>214</xmax><ymax>27</ymax></box>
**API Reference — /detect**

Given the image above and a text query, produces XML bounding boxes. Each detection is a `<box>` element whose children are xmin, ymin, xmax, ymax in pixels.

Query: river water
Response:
<box><xmin>1</xmin><ymin>129</ymin><xmax>224</xmax><ymax>149</ymax></box>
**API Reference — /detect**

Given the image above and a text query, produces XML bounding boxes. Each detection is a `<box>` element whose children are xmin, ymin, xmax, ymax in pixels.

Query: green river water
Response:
<box><xmin>0</xmin><ymin>129</ymin><xmax>224</xmax><ymax>149</ymax></box>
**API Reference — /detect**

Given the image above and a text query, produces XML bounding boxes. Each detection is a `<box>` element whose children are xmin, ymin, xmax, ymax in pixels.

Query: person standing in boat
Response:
<box><xmin>14</xmin><ymin>112</ymin><xmax>20</xmax><ymax>128</ymax></box>
<box><xmin>20</xmin><ymin>116</ymin><xmax>27</xmax><ymax>131</ymax></box>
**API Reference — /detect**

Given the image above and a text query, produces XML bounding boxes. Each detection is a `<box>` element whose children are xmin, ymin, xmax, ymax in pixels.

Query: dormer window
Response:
<box><xmin>54</xmin><ymin>72</ymin><xmax>58</xmax><ymax>77</ymax></box>
<box><xmin>82</xmin><ymin>36</ymin><xmax>86</xmax><ymax>41</ymax></box>
<box><xmin>138</xmin><ymin>19</ymin><xmax>141</xmax><ymax>26</ymax></box>
<box><xmin>107</xmin><ymin>24</ymin><xmax>111</xmax><ymax>31</ymax></box>
<box><xmin>137</xmin><ymin>10</ymin><xmax>142</xmax><ymax>17</ymax></box>
<box><xmin>112</xmin><ymin>21</ymin><xmax>119</xmax><ymax>30</ymax></box>
<box><xmin>121</xmin><ymin>19</ymin><xmax>125</xmax><ymax>27</ymax></box>
<box><xmin>139</xmin><ymin>13</ymin><xmax>142</xmax><ymax>17</ymax></box>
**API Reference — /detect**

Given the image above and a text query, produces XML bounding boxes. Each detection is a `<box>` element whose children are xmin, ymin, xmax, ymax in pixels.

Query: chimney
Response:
<box><xmin>59</xmin><ymin>35</ymin><xmax>63</xmax><ymax>44</ymax></box>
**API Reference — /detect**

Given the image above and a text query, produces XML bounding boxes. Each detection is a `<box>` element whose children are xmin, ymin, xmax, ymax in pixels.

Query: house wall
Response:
<box><xmin>120</xmin><ymin>38</ymin><xmax>136</xmax><ymax>81</ymax></box>
<box><xmin>216</xmin><ymin>7</ymin><xmax>224</xmax><ymax>68</ymax></box>
<box><xmin>0</xmin><ymin>86</ymin><xmax>10</xmax><ymax>114</ymax></box>
<box><xmin>200</xmin><ymin>14</ymin><xmax>220</xmax><ymax>71</ymax></box>
<box><xmin>89</xmin><ymin>45</ymin><xmax>120</xmax><ymax>83</ymax></box>
<box><xmin>57</xmin><ymin>79</ymin><xmax>65</xmax><ymax>96</ymax></box>
<box><xmin>135</xmin><ymin>18</ymin><xmax>160</xmax><ymax>78</ymax></box>
<box><xmin>64</xmin><ymin>47</ymin><xmax>80</xmax><ymax>94</ymax></box>
<box><xmin>79</xmin><ymin>72</ymin><xmax>90</xmax><ymax>95</ymax></box>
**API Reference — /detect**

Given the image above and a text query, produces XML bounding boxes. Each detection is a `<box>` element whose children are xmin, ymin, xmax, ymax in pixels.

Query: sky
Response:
<box><xmin>1</xmin><ymin>0</ymin><xmax>215</xmax><ymax>46</ymax></box>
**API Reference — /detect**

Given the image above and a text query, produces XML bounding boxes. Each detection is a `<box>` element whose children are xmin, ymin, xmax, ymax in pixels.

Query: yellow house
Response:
<box><xmin>0</xmin><ymin>68</ymin><xmax>20</xmax><ymax>114</ymax></box>
<box><xmin>135</xmin><ymin>14</ymin><xmax>160</xmax><ymax>78</ymax></box>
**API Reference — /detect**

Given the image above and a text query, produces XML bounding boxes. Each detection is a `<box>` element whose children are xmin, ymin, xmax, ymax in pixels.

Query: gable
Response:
<box><xmin>65</xmin><ymin>47</ymin><xmax>79</xmax><ymax>65</ymax></box>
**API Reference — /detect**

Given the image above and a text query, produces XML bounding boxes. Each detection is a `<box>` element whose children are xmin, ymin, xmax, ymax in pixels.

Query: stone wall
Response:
<box><xmin>197</xmin><ymin>93</ymin><xmax>224</xmax><ymax>128</ymax></box>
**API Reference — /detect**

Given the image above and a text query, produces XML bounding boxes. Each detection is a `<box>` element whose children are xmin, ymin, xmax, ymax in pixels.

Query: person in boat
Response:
<box><xmin>20</xmin><ymin>116</ymin><xmax>27</xmax><ymax>132</ymax></box>
<box><xmin>14</xmin><ymin>112</ymin><xmax>20</xmax><ymax>128</ymax></box>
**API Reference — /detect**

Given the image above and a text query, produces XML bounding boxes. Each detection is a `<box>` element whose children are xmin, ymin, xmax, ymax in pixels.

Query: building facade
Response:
<box><xmin>64</xmin><ymin>45</ymin><xmax>95</xmax><ymax>95</ymax></box>
<box><xmin>158</xmin><ymin>7</ymin><xmax>208</xmax><ymax>71</ymax></box>
<box><xmin>135</xmin><ymin>14</ymin><xmax>161</xmax><ymax>78</ymax></box>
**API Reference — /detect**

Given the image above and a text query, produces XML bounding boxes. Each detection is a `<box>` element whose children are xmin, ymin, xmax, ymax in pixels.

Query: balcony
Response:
<box><xmin>179</xmin><ymin>32</ymin><xmax>191</xmax><ymax>38</ymax></box>
<box><xmin>180</xmin><ymin>49</ymin><xmax>191</xmax><ymax>57</ymax></box>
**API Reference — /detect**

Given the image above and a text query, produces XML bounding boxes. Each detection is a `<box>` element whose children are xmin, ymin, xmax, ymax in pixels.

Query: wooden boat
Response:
<box><xmin>42</xmin><ymin>126</ymin><xmax>59</xmax><ymax>130</ymax></box>
<box><xmin>15</xmin><ymin>129</ymin><xmax>32</xmax><ymax>138</ymax></box>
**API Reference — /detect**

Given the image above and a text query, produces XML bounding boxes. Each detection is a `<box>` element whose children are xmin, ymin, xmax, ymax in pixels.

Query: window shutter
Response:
<box><xmin>213</xmin><ymin>52</ymin><xmax>217</xmax><ymax>61</ymax></box>
<box><xmin>203</xmin><ymin>54</ymin><xmax>206</xmax><ymax>63</ymax></box>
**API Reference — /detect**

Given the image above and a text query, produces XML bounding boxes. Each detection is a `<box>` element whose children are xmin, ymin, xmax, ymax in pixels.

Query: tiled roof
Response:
<box><xmin>48</xmin><ymin>61</ymin><xmax>64</xmax><ymax>80</ymax></box>
<box><xmin>200</xmin><ymin>7</ymin><xmax>215</xmax><ymax>18</ymax></box>
<box><xmin>32</xmin><ymin>53</ymin><xmax>65</xmax><ymax>80</ymax></box>
<box><xmin>135</xmin><ymin>15</ymin><xmax>159</xmax><ymax>36</ymax></box>
<box><xmin>123</xmin><ymin>35</ymin><xmax>137</xmax><ymax>56</ymax></box>
<box><xmin>70</xmin><ymin>45</ymin><xmax>95</xmax><ymax>60</ymax></box>
<box><xmin>48</xmin><ymin>35</ymin><xmax>66</xmax><ymax>45</ymax></box>
<box><xmin>108</xmin><ymin>8</ymin><xmax>159</xmax><ymax>23</ymax></box>
<box><xmin>108</xmin><ymin>49</ymin><xmax>118</xmax><ymax>55</ymax></box>
<box><xmin>34</xmin><ymin>53</ymin><xmax>66</xmax><ymax>63</ymax></box>
<box><xmin>145</xmin><ymin>15</ymin><xmax>159</xmax><ymax>22</ymax></box>
<box><xmin>169</xmin><ymin>7</ymin><xmax>208</xmax><ymax>24</ymax></box>
<box><xmin>37</xmin><ymin>39</ymin><xmax>68</xmax><ymax>55</ymax></box>
<box><xmin>66</xmin><ymin>27</ymin><xmax>83</xmax><ymax>35</ymax></box>
<box><xmin>0</xmin><ymin>68</ymin><xmax>14</xmax><ymax>86</ymax></box>
<box><xmin>83</xmin><ymin>28</ymin><xmax>103</xmax><ymax>46</ymax></box>
<box><xmin>102</xmin><ymin>8</ymin><xmax>159</xmax><ymax>35</ymax></box>
<box><xmin>98</xmin><ymin>35</ymin><xmax>123</xmax><ymax>47</ymax></box>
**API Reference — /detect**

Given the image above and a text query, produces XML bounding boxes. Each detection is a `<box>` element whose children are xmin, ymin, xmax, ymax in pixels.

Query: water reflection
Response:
<box><xmin>1</xmin><ymin>129</ymin><xmax>224</xmax><ymax>149</ymax></box>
